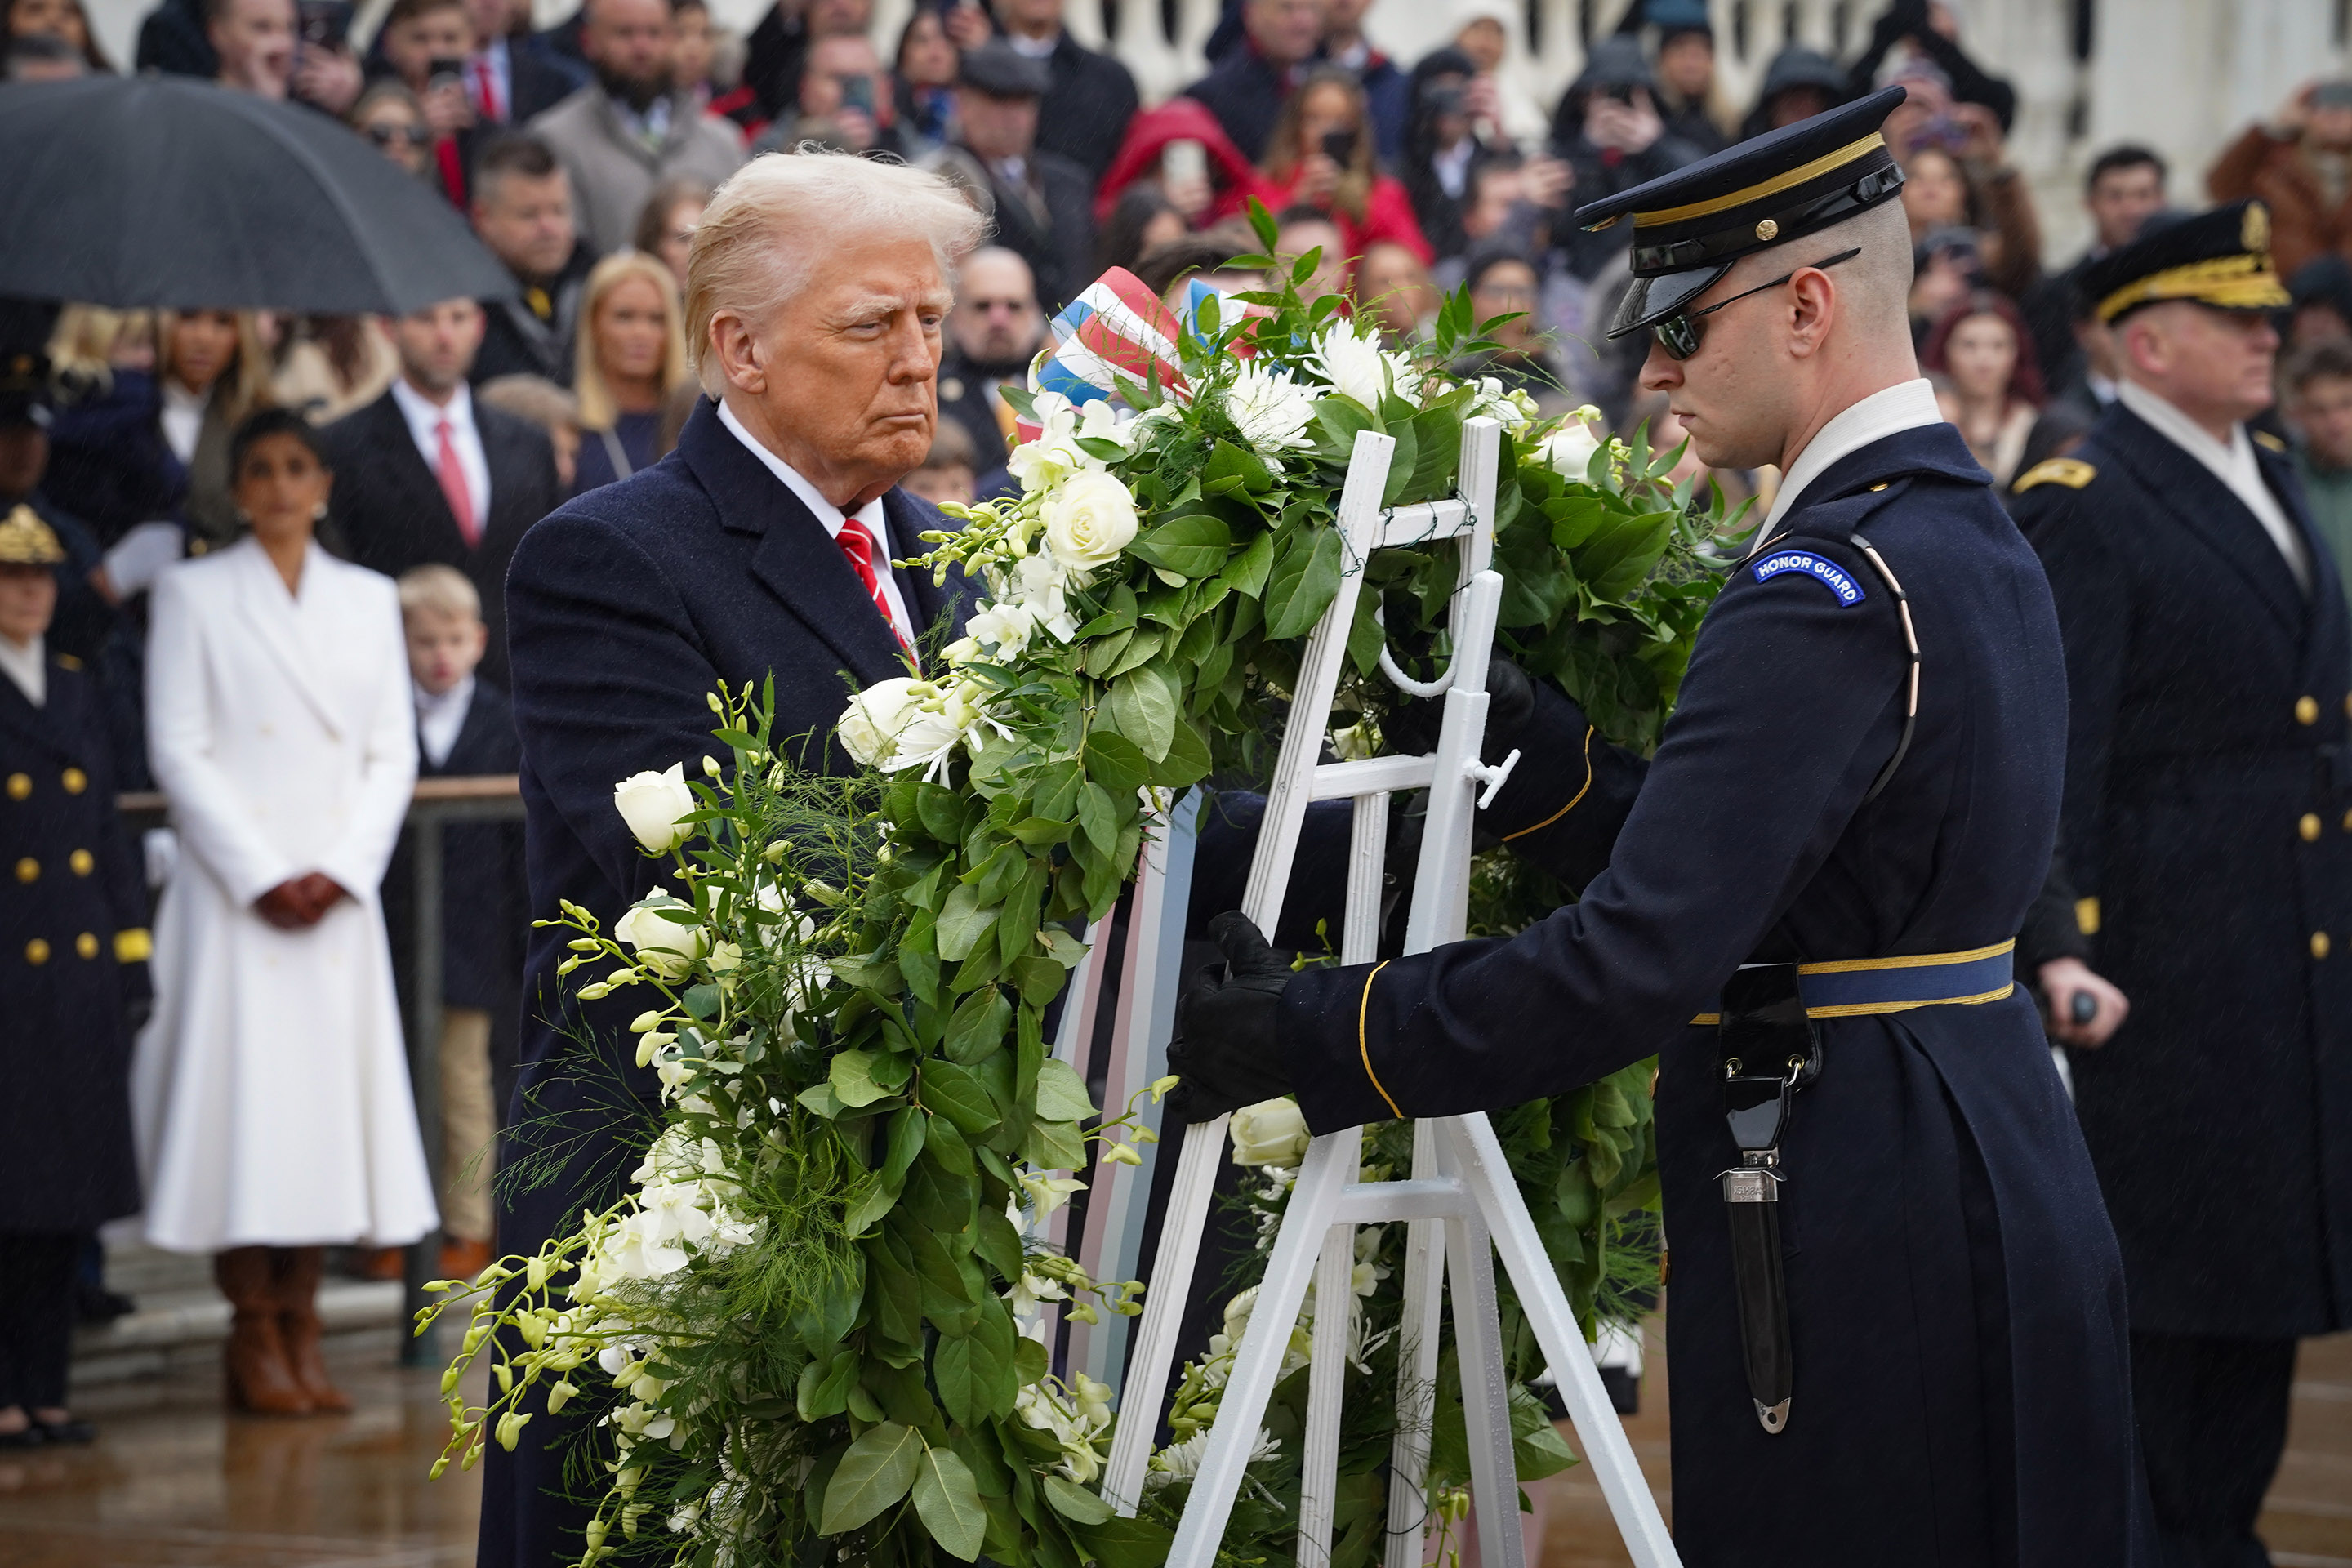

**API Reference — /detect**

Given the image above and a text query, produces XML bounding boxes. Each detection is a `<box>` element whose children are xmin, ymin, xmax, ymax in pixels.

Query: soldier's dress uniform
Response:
<box><xmin>2012</xmin><ymin>200</ymin><xmax>2348</xmax><ymax>1567</ymax></box>
<box><xmin>1262</xmin><ymin>91</ymin><xmax>2149</xmax><ymax>1564</ymax></box>
<box><xmin>0</xmin><ymin>506</ymin><xmax>148</xmax><ymax>1424</ymax></box>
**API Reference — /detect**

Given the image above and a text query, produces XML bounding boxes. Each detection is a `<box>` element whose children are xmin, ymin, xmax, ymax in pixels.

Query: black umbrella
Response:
<box><xmin>0</xmin><ymin>74</ymin><xmax>515</xmax><ymax>314</ymax></box>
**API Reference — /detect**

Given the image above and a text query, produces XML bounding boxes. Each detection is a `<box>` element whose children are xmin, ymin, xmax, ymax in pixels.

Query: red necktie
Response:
<box><xmin>472</xmin><ymin>56</ymin><xmax>501</xmax><ymax>122</ymax></box>
<box><xmin>435</xmin><ymin>419</ymin><xmax>479</xmax><ymax>545</ymax></box>
<box><xmin>836</xmin><ymin>519</ymin><xmax>911</xmax><ymax>659</ymax></box>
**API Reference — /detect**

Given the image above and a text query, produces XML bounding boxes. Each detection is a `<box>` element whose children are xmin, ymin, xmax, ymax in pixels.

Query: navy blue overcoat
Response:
<box><xmin>1281</xmin><ymin>424</ymin><xmax>2150</xmax><ymax>1566</ymax></box>
<box><xmin>2017</xmin><ymin>404</ymin><xmax>2352</xmax><ymax>1340</ymax></box>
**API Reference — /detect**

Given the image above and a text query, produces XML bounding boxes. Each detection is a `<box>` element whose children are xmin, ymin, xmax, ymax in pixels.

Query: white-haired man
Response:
<box><xmin>482</xmin><ymin>150</ymin><xmax>985</xmax><ymax>1568</ymax></box>
<box><xmin>1175</xmin><ymin>87</ymin><xmax>2148</xmax><ymax>1561</ymax></box>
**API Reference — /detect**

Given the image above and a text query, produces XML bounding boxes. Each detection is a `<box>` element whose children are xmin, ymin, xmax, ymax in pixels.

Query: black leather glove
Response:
<box><xmin>1381</xmin><ymin>657</ymin><xmax>1537</xmax><ymax>763</ymax></box>
<box><xmin>1166</xmin><ymin>911</ymin><xmax>1296</xmax><ymax>1123</ymax></box>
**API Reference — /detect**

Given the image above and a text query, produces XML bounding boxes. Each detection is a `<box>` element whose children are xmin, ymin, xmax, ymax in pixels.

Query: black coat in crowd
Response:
<box><xmin>2018</xmin><ymin>403</ymin><xmax>2352</xmax><ymax>1341</ymax></box>
<box><xmin>319</xmin><ymin>390</ymin><xmax>560</xmax><ymax>690</ymax></box>
<box><xmin>479</xmin><ymin>396</ymin><xmax>972</xmax><ymax>1568</ymax></box>
<box><xmin>1281</xmin><ymin>424</ymin><xmax>2147</xmax><ymax>1563</ymax></box>
<box><xmin>1028</xmin><ymin>29</ymin><xmax>1139</xmax><ymax>185</ymax></box>
<box><xmin>1183</xmin><ymin>42</ymin><xmax>1290</xmax><ymax>165</ymax></box>
<box><xmin>929</xmin><ymin>144</ymin><xmax>1094</xmax><ymax>314</ymax></box>
<box><xmin>0</xmin><ymin>654</ymin><xmax>146</xmax><ymax>1234</ymax></box>
<box><xmin>471</xmin><ymin>243</ymin><xmax>596</xmax><ymax>389</ymax></box>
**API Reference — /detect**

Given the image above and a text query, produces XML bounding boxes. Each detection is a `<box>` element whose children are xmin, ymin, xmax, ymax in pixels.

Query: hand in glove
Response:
<box><xmin>1380</xmin><ymin>656</ymin><xmax>1537</xmax><ymax>762</ymax></box>
<box><xmin>1166</xmin><ymin>911</ymin><xmax>1296</xmax><ymax>1123</ymax></box>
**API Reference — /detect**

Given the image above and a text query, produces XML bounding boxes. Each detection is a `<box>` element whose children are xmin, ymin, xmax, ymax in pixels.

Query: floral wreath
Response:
<box><xmin>421</xmin><ymin>207</ymin><xmax>1745</xmax><ymax>1568</ymax></box>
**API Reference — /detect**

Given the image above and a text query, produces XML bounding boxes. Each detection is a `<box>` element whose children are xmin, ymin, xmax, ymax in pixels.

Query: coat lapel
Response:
<box><xmin>234</xmin><ymin>542</ymin><xmax>346</xmax><ymax>741</ymax></box>
<box><xmin>0</xmin><ymin>665</ymin><xmax>65</xmax><ymax>760</ymax></box>
<box><xmin>677</xmin><ymin>399</ymin><xmax>911</xmax><ymax>687</ymax></box>
<box><xmin>2107</xmin><ymin>405</ymin><xmax>2308</xmax><ymax>636</ymax></box>
<box><xmin>2260</xmin><ymin>439</ymin><xmax>2352</xmax><ymax>702</ymax></box>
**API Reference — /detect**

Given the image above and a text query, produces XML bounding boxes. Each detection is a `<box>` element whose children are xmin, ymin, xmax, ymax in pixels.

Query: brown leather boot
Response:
<box><xmin>214</xmin><ymin>1248</ymin><xmax>311</xmax><ymax>1416</ymax></box>
<box><xmin>275</xmin><ymin>1247</ymin><xmax>351</xmax><ymax>1414</ymax></box>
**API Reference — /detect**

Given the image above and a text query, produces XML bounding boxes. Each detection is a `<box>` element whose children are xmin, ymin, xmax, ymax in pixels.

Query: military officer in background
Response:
<box><xmin>1174</xmin><ymin>87</ymin><xmax>2150</xmax><ymax>1563</ymax></box>
<box><xmin>2013</xmin><ymin>200</ymin><xmax>2350</xmax><ymax>1568</ymax></box>
<box><xmin>0</xmin><ymin>504</ymin><xmax>149</xmax><ymax>1446</ymax></box>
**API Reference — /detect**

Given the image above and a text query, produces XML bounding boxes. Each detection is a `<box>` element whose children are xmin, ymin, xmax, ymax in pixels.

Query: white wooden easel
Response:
<box><xmin>1098</xmin><ymin>420</ymin><xmax>1682</xmax><ymax>1568</ymax></box>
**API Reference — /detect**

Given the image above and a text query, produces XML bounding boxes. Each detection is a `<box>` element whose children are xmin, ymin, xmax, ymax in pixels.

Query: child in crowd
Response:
<box><xmin>904</xmin><ymin>418</ymin><xmax>978</xmax><ymax>509</ymax></box>
<box><xmin>393</xmin><ymin>565</ymin><xmax>523</xmax><ymax>1281</ymax></box>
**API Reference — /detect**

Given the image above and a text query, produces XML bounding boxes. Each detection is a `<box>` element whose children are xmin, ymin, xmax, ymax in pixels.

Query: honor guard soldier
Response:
<box><xmin>2013</xmin><ymin>200</ymin><xmax>2351</xmax><ymax>1566</ymax></box>
<box><xmin>0</xmin><ymin>504</ymin><xmax>149</xmax><ymax>1443</ymax></box>
<box><xmin>1173</xmin><ymin>88</ymin><xmax>2150</xmax><ymax>1564</ymax></box>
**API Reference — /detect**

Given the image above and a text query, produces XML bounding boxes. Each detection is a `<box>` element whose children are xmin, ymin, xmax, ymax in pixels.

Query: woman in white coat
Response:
<box><xmin>136</xmin><ymin>408</ymin><xmax>437</xmax><ymax>1416</ymax></box>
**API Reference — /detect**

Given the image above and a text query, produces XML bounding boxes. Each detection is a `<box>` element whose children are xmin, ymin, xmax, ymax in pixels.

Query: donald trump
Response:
<box><xmin>481</xmin><ymin>151</ymin><xmax>985</xmax><ymax>1567</ymax></box>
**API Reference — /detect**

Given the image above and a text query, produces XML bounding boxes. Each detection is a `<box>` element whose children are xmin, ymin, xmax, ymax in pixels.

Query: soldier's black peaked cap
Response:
<box><xmin>1576</xmin><ymin>85</ymin><xmax>1909</xmax><ymax>340</ymax></box>
<box><xmin>2078</xmin><ymin>198</ymin><xmax>2290</xmax><ymax>325</ymax></box>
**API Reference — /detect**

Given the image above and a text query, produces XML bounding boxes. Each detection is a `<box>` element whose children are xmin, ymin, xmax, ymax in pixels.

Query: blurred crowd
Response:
<box><xmin>8</xmin><ymin>0</ymin><xmax>2352</xmax><ymax>1451</ymax></box>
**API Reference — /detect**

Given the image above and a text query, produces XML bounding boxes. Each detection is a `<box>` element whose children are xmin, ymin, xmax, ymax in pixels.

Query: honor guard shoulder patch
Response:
<box><xmin>2253</xmin><ymin>430</ymin><xmax>2288</xmax><ymax>454</ymax></box>
<box><xmin>1752</xmin><ymin>550</ymin><xmax>1866</xmax><ymax>605</ymax></box>
<box><xmin>2014</xmin><ymin>457</ymin><xmax>2096</xmax><ymax>492</ymax></box>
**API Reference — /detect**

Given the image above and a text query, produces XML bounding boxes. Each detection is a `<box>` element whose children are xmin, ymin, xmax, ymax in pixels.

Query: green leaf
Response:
<box><xmin>1074</xmin><ymin>782</ymin><xmax>1117</xmax><ymax>855</ymax></box>
<box><xmin>914</xmin><ymin>1446</ymin><xmax>989</xmax><ymax>1561</ymax></box>
<box><xmin>681</xmin><ymin>982</ymin><xmax>720</xmax><ymax>1020</ymax></box>
<box><xmin>1021</xmin><ymin>1117</ymin><xmax>1087</xmax><ymax>1171</ymax></box>
<box><xmin>936</xmin><ymin>883</ymin><xmax>1000</xmax><ymax>964</ymax></box>
<box><xmin>1201</xmin><ymin>439</ymin><xmax>1273</xmax><ymax>497</ymax></box>
<box><xmin>1379</xmin><ymin>416</ymin><xmax>1420</xmax><ymax>507</ymax></box>
<box><xmin>1083</xmin><ymin>728</ymin><xmax>1152</xmax><ymax>797</ymax></box>
<box><xmin>797</xmin><ymin>1080</ymin><xmax>844</xmax><ymax>1118</ymax></box>
<box><xmin>1263</xmin><ymin>527</ymin><xmax>1345</xmax><ymax>640</ymax></box>
<box><xmin>935</xmin><ymin>1330</ymin><xmax>992</xmax><ymax>1423</ymax></box>
<box><xmin>944</xmin><ymin>986</ymin><xmax>1013</xmax><ymax>1065</ymax></box>
<box><xmin>1310</xmin><ymin>393</ymin><xmax>1380</xmax><ymax>461</ymax></box>
<box><xmin>1072</xmin><ymin>1514</ymin><xmax>1178</xmax><ymax>1568</ymax></box>
<box><xmin>1042</xmin><ymin>1474</ymin><xmax>1114</xmax><ymax>1525</ymax></box>
<box><xmin>1128</xmin><ymin>513</ymin><xmax>1233</xmax><ymax>577</ymax></box>
<box><xmin>1156</xmin><ymin>716</ymin><xmax>1213</xmax><ymax>787</ymax></box>
<box><xmin>974</xmin><ymin>1198</ymin><xmax>1024</xmax><ymax>1281</ymax></box>
<box><xmin>797</xmin><ymin>1347</ymin><xmax>858</xmax><ymax>1420</ymax></box>
<box><xmin>1033</xmin><ymin>1057</ymin><xmax>1097</xmax><ymax>1123</ymax></box>
<box><xmin>922</xmin><ymin>1058</ymin><xmax>1000</xmax><ymax>1137</ymax></box>
<box><xmin>818</xmin><ymin>1421</ymin><xmax>922</xmax><ymax>1533</ymax></box>
<box><xmin>1105</xmin><ymin>664</ymin><xmax>1179</xmax><ymax>762</ymax></box>
<box><xmin>829</xmin><ymin>1049</ymin><xmax>890</xmax><ymax>1108</ymax></box>
<box><xmin>1220</xmin><ymin>528</ymin><xmax>1276</xmax><ymax>597</ymax></box>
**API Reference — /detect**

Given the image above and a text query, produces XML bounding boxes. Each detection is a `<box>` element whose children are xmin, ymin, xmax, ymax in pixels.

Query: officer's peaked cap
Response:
<box><xmin>2080</xmin><ymin>198</ymin><xmax>2291</xmax><ymax>325</ymax></box>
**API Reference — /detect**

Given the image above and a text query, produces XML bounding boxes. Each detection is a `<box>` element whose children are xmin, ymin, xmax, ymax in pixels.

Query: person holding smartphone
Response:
<box><xmin>1250</xmin><ymin>66</ymin><xmax>1433</xmax><ymax>279</ymax></box>
<box><xmin>377</xmin><ymin>0</ymin><xmax>480</xmax><ymax>203</ymax></box>
<box><xmin>2210</xmin><ymin>78</ymin><xmax>2352</xmax><ymax>282</ymax></box>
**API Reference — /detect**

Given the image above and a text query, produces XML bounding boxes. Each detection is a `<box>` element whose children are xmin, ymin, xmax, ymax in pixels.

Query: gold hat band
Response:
<box><xmin>2096</xmin><ymin>252</ymin><xmax>2291</xmax><ymax>323</ymax></box>
<box><xmin>1633</xmin><ymin>132</ymin><xmax>1888</xmax><ymax>229</ymax></box>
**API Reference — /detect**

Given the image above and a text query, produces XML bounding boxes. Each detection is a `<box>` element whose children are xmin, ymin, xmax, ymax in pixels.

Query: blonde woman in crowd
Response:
<box><xmin>568</xmin><ymin>250</ymin><xmax>691</xmax><ymax>495</ymax></box>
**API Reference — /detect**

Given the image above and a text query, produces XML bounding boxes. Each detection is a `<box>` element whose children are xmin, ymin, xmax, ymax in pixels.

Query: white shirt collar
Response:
<box><xmin>1750</xmin><ymin>378</ymin><xmax>1945</xmax><ymax>555</ymax></box>
<box><xmin>716</xmin><ymin>398</ymin><xmax>917</xmax><ymax>645</ymax></box>
<box><xmin>391</xmin><ymin>375</ymin><xmax>474</xmax><ymax>439</ymax></box>
<box><xmin>0</xmin><ymin>633</ymin><xmax>42</xmax><ymax>709</ymax></box>
<box><xmin>1005</xmin><ymin>29</ymin><xmax>1058</xmax><ymax>57</ymax></box>
<box><xmin>415</xmin><ymin>672</ymin><xmax>474</xmax><ymax>768</ymax></box>
<box><xmin>2116</xmin><ymin>377</ymin><xmax>2310</xmax><ymax>593</ymax></box>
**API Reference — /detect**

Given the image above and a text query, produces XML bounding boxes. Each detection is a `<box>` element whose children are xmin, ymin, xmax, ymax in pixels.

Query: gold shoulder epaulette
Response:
<box><xmin>2014</xmin><ymin>457</ymin><xmax>2096</xmax><ymax>493</ymax></box>
<box><xmin>2253</xmin><ymin>430</ymin><xmax>2289</xmax><ymax>454</ymax></box>
<box><xmin>53</xmin><ymin>653</ymin><xmax>82</xmax><ymax>671</ymax></box>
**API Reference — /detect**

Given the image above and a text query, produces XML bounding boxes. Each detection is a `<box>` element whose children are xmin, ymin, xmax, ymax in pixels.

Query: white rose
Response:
<box><xmin>615</xmin><ymin>889</ymin><xmax>707</xmax><ymax>978</ymax></box>
<box><xmin>1228</xmin><ymin>1096</ymin><xmax>1312</xmax><ymax>1168</ymax></box>
<box><xmin>835</xmin><ymin>677</ymin><xmax>930</xmax><ymax>768</ymax></box>
<box><xmin>612</xmin><ymin>764</ymin><xmax>696</xmax><ymax>855</ymax></box>
<box><xmin>1041</xmin><ymin>469</ymin><xmax>1139</xmax><ymax>571</ymax></box>
<box><xmin>1540</xmin><ymin>410</ymin><xmax>1606</xmax><ymax>480</ymax></box>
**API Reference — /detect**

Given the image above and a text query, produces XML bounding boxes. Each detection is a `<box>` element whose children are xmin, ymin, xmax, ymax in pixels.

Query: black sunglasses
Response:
<box><xmin>1652</xmin><ymin>247</ymin><xmax>1863</xmax><ymax>360</ymax></box>
<box><xmin>363</xmin><ymin>122</ymin><xmax>431</xmax><ymax>149</ymax></box>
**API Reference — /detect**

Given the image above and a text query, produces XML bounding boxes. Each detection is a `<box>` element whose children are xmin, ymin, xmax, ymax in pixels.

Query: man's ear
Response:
<box><xmin>707</xmin><ymin>313</ymin><xmax>766</xmax><ymax>395</ymax></box>
<box><xmin>1784</xmin><ymin>266</ymin><xmax>1838</xmax><ymax>360</ymax></box>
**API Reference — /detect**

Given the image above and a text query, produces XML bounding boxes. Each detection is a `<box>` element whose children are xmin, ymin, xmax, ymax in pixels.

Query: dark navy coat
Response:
<box><xmin>2016</xmin><ymin>403</ymin><xmax>2352</xmax><ymax>1340</ymax></box>
<box><xmin>482</xmin><ymin>396</ymin><xmax>972</xmax><ymax>1568</ymax></box>
<box><xmin>384</xmin><ymin>678</ymin><xmax>526</xmax><ymax>1015</ymax></box>
<box><xmin>1282</xmin><ymin>425</ymin><xmax>2147</xmax><ymax>1566</ymax></box>
<box><xmin>0</xmin><ymin>655</ymin><xmax>147</xmax><ymax>1233</ymax></box>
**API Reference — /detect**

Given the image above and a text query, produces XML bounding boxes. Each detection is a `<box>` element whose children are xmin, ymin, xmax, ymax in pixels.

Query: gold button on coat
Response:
<box><xmin>2297</xmin><ymin>696</ymin><xmax>2320</xmax><ymax>725</ymax></box>
<box><xmin>4</xmin><ymin>773</ymin><xmax>26</xmax><ymax>800</ymax></box>
<box><xmin>74</xmin><ymin>932</ymin><xmax>98</xmax><ymax>960</ymax></box>
<box><xmin>2315</xmin><ymin>932</ymin><xmax>2333</xmax><ymax>960</ymax></box>
<box><xmin>24</xmin><ymin>938</ymin><xmax>47</xmax><ymax>964</ymax></box>
<box><xmin>2303</xmin><ymin>813</ymin><xmax>2323</xmax><ymax>841</ymax></box>
<box><xmin>60</xmin><ymin>767</ymin><xmax>85</xmax><ymax>794</ymax></box>
<box><xmin>69</xmin><ymin>849</ymin><xmax>91</xmax><ymax>875</ymax></box>
<box><xmin>12</xmin><ymin>857</ymin><xmax>34</xmax><ymax>883</ymax></box>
